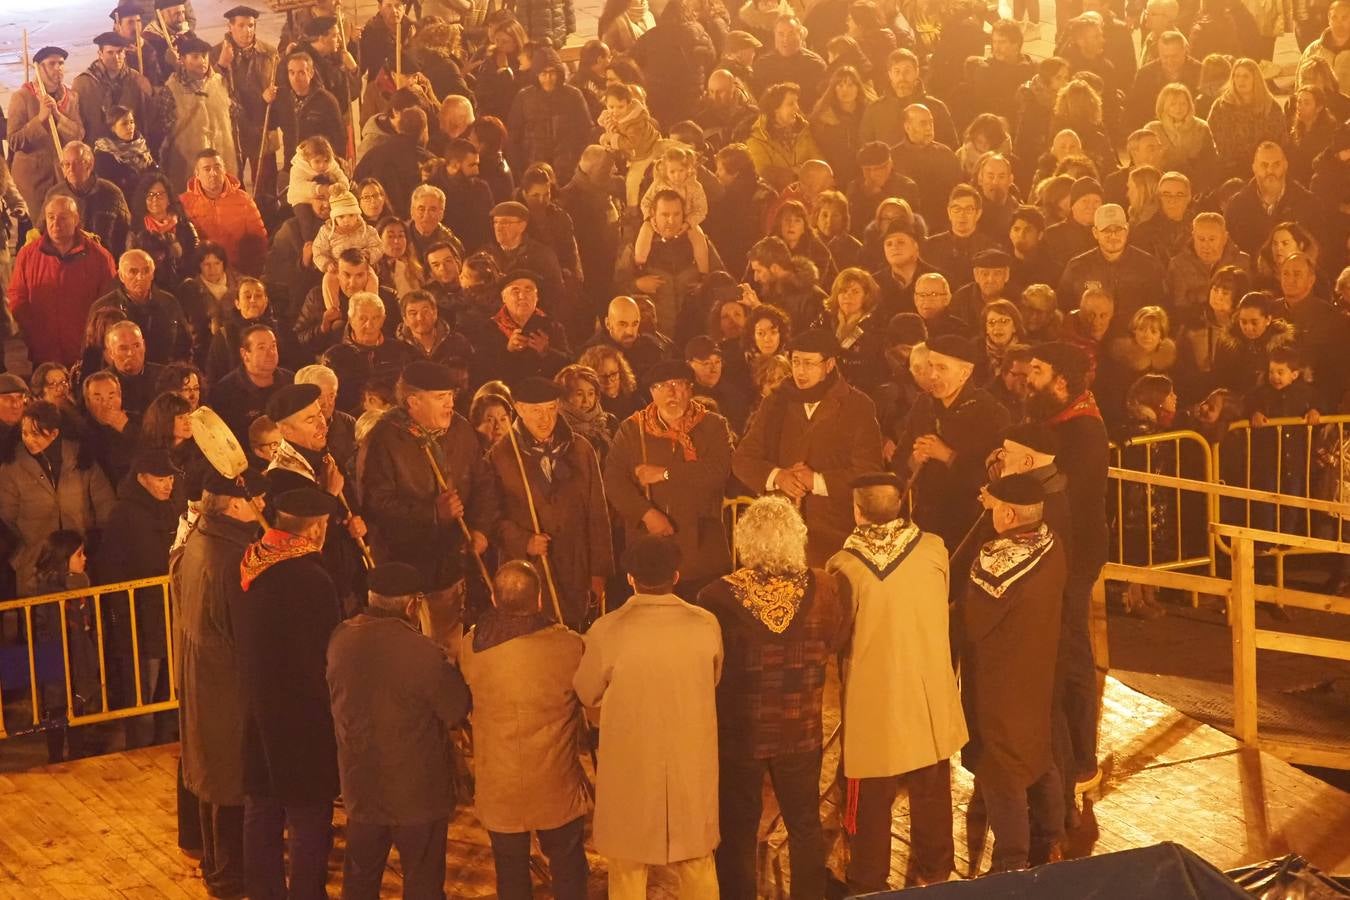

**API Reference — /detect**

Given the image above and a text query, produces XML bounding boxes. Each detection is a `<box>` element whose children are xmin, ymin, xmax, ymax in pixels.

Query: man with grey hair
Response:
<box><xmin>327</xmin><ymin>562</ymin><xmax>471</xmax><ymax>898</ymax></box>
<box><xmin>46</xmin><ymin>140</ymin><xmax>132</xmax><ymax>253</ymax></box>
<box><xmin>103</xmin><ymin>319</ymin><xmax>167</xmax><ymax>416</ymax></box>
<box><xmin>460</xmin><ymin>560</ymin><xmax>590</xmax><ymax>900</ymax></box>
<box><xmin>697</xmin><ymin>495</ymin><xmax>851</xmax><ymax>900</ymax></box>
<box><xmin>295</xmin><ymin>363</ymin><xmax>357</xmax><ymax>472</ymax></box>
<box><xmin>320</xmin><ymin>291</ymin><xmax>418</xmax><ymax>414</ymax></box>
<box><xmin>960</xmin><ymin>473</ymin><xmax>1067</xmax><ymax>872</ymax></box>
<box><xmin>826</xmin><ymin>472</ymin><xmax>965</xmax><ymax>891</ymax></box>
<box><xmin>88</xmin><ymin>249</ymin><xmax>191</xmax><ymax>364</ymax></box>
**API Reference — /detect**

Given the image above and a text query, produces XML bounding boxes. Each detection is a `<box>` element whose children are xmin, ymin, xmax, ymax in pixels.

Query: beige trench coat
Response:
<box><xmin>458</xmin><ymin>623</ymin><xmax>591</xmax><ymax>833</ymax></box>
<box><xmin>827</xmin><ymin>530</ymin><xmax>968</xmax><ymax>779</ymax></box>
<box><xmin>573</xmin><ymin>592</ymin><xmax>723</xmax><ymax>865</ymax></box>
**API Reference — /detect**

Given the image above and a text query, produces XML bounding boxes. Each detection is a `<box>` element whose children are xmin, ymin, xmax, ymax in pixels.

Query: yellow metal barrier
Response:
<box><xmin>1109</xmin><ymin>429</ymin><xmax>1216</xmax><ymax>580</ymax></box>
<box><xmin>0</xmin><ymin>576</ymin><xmax>174</xmax><ymax>739</ymax></box>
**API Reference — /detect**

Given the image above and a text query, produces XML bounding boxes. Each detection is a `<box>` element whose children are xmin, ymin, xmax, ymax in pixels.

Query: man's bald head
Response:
<box><xmin>606</xmin><ymin>296</ymin><xmax>642</xmax><ymax>348</ymax></box>
<box><xmin>579</xmin><ymin>144</ymin><xmax>613</xmax><ymax>179</ymax></box>
<box><xmin>493</xmin><ymin>560</ymin><xmax>542</xmax><ymax>613</ymax></box>
<box><xmin>799</xmin><ymin>159</ymin><xmax>834</xmax><ymax>194</ymax></box>
<box><xmin>708</xmin><ymin>69</ymin><xmax>737</xmax><ymax>102</ymax></box>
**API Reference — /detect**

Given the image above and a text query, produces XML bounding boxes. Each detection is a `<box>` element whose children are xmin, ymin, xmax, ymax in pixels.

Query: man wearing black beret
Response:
<box><xmin>9</xmin><ymin>46</ymin><xmax>84</xmax><ymax>215</ymax></box>
<box><xmin>959</xmin><ymin>473</ymin><xmax>1067</xmax><ymax>872</ymax></box>
<box><xmin>235</xmin><ymin>487</ymin><xmax>343</xmax><ymax>899</ymax></box>
<box><xmin>603</xmin><ymin>359</ymin><xmax>736</xmax><ymax>600</ymax></box>
<box><xmin>952</xmin><ymin>248</ymin><xmax>1015</xmax><ymax>324</ymax></box>
<box><xmin>895</xmin><ymin>332</ymin><xmax>1012</xmax><ymax>551</ymax></box>
<box><xmin>212</xmin><ymin>4</ymin><xmax>279</xmax><ymax>193</ymax></box>
<box><xmin>138</xmin><ymin>0</ymin><xmax>196</xmax><ymax>87</ymax></box>
<box><xmin>358</xmin><ymin>361</ymin><xmax>497</xmax><ymax>648</ymax></box>
<box><xmin>488</xmin><ymin>377</ymin><xmax>613</xmax><ymax>630</ymax></box>
<box><xmin>161</xmin><ymin>34</ymin><xmax>239</xmax><ymax>191</ymax></box>
<box><xmin>733</xmin><ymin>327</ymin><xmax>884</xmax><ymax>564</ymax></box>
<box><xmin>326</xmin><ymin>561</ymin><xmax>471</xmax><ymax>897</ymax></box>
<box><xmin>467</xmin><ymin>270</ymin><xmax>571</xmax><ymax>387</ymax></box>
<box><xmin>73</xmin><ymin>32</ymin><xmax>153</xmax><ymax>145</ymax></box>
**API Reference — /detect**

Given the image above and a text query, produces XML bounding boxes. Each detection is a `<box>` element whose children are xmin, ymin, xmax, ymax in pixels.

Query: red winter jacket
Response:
<box><xmin>179</xmin><ymin>175</ymin><xmax>267</xmax><ymax>276</ymax></box>
<box><xmin>7</xmin><ymin>231</ymin><xmax>115</xmax><ymax>365</ymax></box>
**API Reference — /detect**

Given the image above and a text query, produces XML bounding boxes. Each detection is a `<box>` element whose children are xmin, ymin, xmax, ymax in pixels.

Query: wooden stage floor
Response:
<box><xmin>0</xmin><ymin>677</ymin><xmax>1347</xmax><ymax>898</ymax></box>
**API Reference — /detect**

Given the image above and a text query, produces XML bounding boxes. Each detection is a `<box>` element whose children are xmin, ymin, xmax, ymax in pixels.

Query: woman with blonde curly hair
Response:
<box><xmin>1145</xmin><ymin>83</ymin><xmax>1220</xmax><ymax>185</ymax></box>
<box><xmin>812</xmin><ymin>267</ymin><xmax>886</xmax><ymax>391</ymax></box>
<box><xmin>697</xmin><ymin>492</ymin><xmax>849</xmax><ymax>900</ymax></box>
<box><xmin>578</xmin><ymin>344</ymin><xmax>641</xmax><ymax>419</ymax></box>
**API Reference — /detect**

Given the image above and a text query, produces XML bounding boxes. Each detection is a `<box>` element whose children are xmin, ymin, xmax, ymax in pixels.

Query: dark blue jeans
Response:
<box><xmin>242</xmin><ymin>796</ymin><xmax>333</xmax><ymax>900</ymax></box>
<box><xmin>342</xmin><ymin>817</ymin><xmax>448</xmax><ymax>900</ymax></box>
<box><xmin>718</xmin><ymin>748</ymin><xmax>826</xmax><ymax>900</ymax></box>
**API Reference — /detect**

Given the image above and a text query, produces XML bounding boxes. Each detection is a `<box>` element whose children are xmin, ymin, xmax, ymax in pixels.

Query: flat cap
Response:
<box><xmin>401</xmin><ymin>361</ymin><xmax>457</xmax><ymax>392</ymax></box>
<box><xmin>94</xmin><ymin>32</ymin><xmax>133</xmax><ymax>47</ymax></box>
<box><xmin>987</xmin><ymin>472</ymin><xmax>1046</xmax><ymax>506</ymax></box>
<box><xmin>113</xmin><ymin>1</ymin><xmax>147</xmax><ymax>18</ymax></box>
<box><xmin>265</xmin><ymin>383</ymin><xmax>321</xmax><ymax>423</ymax></box>
<box><xmin>645</xmin><ymin>360</ymin><xmax>695</xmax><ymax>387</ymax></box>
<box><xmin>1030</xmin><ymin>341</ymin><xmax>1090</xmax><ymax>380</ymax></box>
<box><xmin>1002</xmin><ymin>422</ymin><xmax>1060</xmax><ymax>457</ymax></box>
<box><xmin>1070</xmin><ymin>177</ymin><xmax>1103</xmax><ymax>204</ymax></box>
<box><xmin>34</xmin><ymin>47</ymin><xmax>69</xmax><ymax>63</ymax></box>
<box><xmin>0</xmin><ymin>374</ymin><xmax>29</xmax><ymax>395</ymax></box>
<box><xmin>367</xmin><ymin>562</ymin><xmax>425</xmax><ymax>597</ymax></box>
<box><xmin>304</xmin><ymin>15</ymin><xmax>337</xmax><ymax>36</ymax></box>
<box><xmin>927</xmin><ymin>334</ymin><xmax>978</xmax><ymax>365</ymax></box>
<box><xmin>491</xmin><ymin>200</ymin><xmax>529</xmax><ymax>220</ymax></box>
<box><xmin>789</xmin><ymin>328</ymin><xmax>840</xmax><ymax>358</ymax></box>
<box><xmin>223</xmin><ymin>4</ymin><xmax>261</xmax><ymax>18</ymax></box>
<box><xmin>132</xmin><ymin>448</ymin><xmax>181</xmax><ymax>477</ymax></box>
<box><xmin>203</xmin><ymin>468</ymin><xmax>267</xmax><ymax>498</ymax></box>
<box><xmin>513</xmin><ymin>377</ymin><xmax>564</xmax><ymax>404</ymax></box>
<box><xmin>725</xmin><ymin>30</ymin><xmax>762</xmax><ymax>52</ymax></box>
<box><xmin>971</xmin><ymin>248</ymin><xmax>1012</xmax><ymax>268</ymax></box>
<box><xmin>885</xmin><ymin>312</ymin><xmax>927</xmax><ymax>345</ymax></box>
<box><xmin>684</xmin><ymin>335</ymin><xmax>722</xmax><ymax>361</ymax></box>
<box><xmin>498</xmin><ymin>268</ymin><xmax>540</xmax><ymax>291</ymax></box>
<box><xmin>850</xmin><ymin>472</ymin><xmax>904</xmax><ymax>491</ymax></box>
<box><xmin>273</xmin><ymin>487</ymin><xmax>343</xmax><ymax>518</ymax></box>
<box><xmin>177</xmin><ymin>35</ymin><xmax>213</xmax><ymax>56</ymax></box>
<box><xmin>622</xmin><ymin>534</ymin><xmax>682</xmax><ymax>585</ymax></box>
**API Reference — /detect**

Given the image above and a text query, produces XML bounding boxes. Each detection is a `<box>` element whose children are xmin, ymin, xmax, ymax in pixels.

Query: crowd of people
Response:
<box><xmin>0</xmin><ymin>0</ymin><xmax>1348</xmax><ymax>893</ymax></box>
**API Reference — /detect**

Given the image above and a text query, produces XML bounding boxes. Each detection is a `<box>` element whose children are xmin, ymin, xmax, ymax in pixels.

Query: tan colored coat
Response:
<box><xmin>459</xmin><ymin>624</ymin><xmax>591</xmax><ymax>833</ymax></box>
<box><xmin>573</xmin><ymin>593</ymin><xmax>723</xmax><ymax>865</ymax></box>
<box><xmin>6</xmin><ymin>83</ymin><xmax>85</xmax><ymax>214</ymax></box>
<box><xmin>162</xmin><ymin>71</ymin><xmax>238</xmax><ymax>192</ymax></box>
<box><xmin>827</xmin><ymin>528</ymin><xmax>968</xmax><ymax>779</ymax></box>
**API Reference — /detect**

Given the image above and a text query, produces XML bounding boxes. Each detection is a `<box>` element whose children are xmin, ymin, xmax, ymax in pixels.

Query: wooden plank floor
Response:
<box><xmin>0</xmin><ymin>677</ymin><xmax>1347</xmax><ymax>898</ymax></box>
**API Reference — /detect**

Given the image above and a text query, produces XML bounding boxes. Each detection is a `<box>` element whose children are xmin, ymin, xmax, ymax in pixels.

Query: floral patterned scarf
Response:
<box><xmin>723</xmin><ymin>567</ymin><xmax>811</xmax><ymax>634</ymax></box>
<box><xmin>240</xmin><ymin>528</ymin><xmax>321</xmax><ymax>590</ymax></box>
<box><xmin>638</xmin><ymin>399</ymin><xmax>708</xmax><ymax>462</ymax></box>
<box><xmin>969</xmin><ymin>524</ymin><xmax>1054</xmax><ymax>599</ymax></box>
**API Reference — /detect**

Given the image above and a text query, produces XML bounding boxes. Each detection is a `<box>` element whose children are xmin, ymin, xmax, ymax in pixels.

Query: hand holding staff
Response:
<box><xmin>420</xmin><ymin>442</ymin><xmax>496</xmax><ymax>605</ymax></box>
<box><xmin>505</xmin><ymin>426</ymin><xmax>566</xmax><ymax>626</ymax></box>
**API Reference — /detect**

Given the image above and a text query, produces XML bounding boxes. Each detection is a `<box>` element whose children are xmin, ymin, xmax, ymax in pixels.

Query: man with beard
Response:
<box><xmin>583</xmin><ymin>296</ymin><xmax>666</xmax><ymax>381</ymax></box>
<box><xmin>894</xmin><ymin>334</ymin><xmax>1011</xmax><ymax>552</ymax></box>
<box><xmin>8</xmin><ymin>46</ymin><xmax>85</xmax><ymax>216</ymax></box>
<box><xmin>161</xmin><ymin>37</ymin><xmax>238</xmax><ymax>193</ymax></box>
<box><xmin>358</xmin><ymin>361</ymin><xmax>496</xmax><ymax>651</ymax></box>
<box><xmin>46</xmin><ymin>141</ymin><xmax>132</xmax><ymax>255</ymax></box>
<box><xmin>431</xmin><ymin>139</ymin><xmax>494</xmax><ymax>254</ymax></box>
<box><xmin>890</xmin><ymin>105</ymin><xmax>964</xmax><ymax>225</ymax></box>
<box><xmin>1024</xmin><ymin>341</ymin><xmax>1109</xmax><ymax>813</ymax></box>
<box><xmin>860</xmin><ymin>49</ymin><xmax>958</xmax><ymax>150</ymax></box>
<box><xmin>1059</xmin><ymin>203</ymin><xmax>1166</xmax><ymax>324</ymax></box>
<box><xmin>973</xmin><ymin>153</ymin><xmax>1020</xmax><ymax>244</ymax></box>
<box><xmin>488</xmin><ymin>377</ymin><xmax>613</xmax><ymax>631</ymax></box>
<box><xmin>140</xmin><ymin>0</ymin><xmax>195</xmax><ymax>88</ymax></box>
<box><xmin>75</xmin><ymin>32</ymin><xmax>153</xmax><ymax>144</ymax></box>
<box><xmin>603</xmin><ymin>360</ymin><xmax>735</xmax><ymax>601</ymax></box>
<box><xmin>694</xmin><ymin>69</ymin><xmax>759</xmax><ymax>149</ymax></box>
<box><xmin>733</xmin><ymin>328</ymin><xmax>883</xmax><ymax>564</ymax></box>
<box><xmin>174</xmin><ymin>470</ymin><xmax>267</xmax><ymax>900</ymax></box>
<box><xmin>746</xmin><ymin>237</ymin><xmax>829</xmax><ymax>331</ymax></box>
<box><xmin>1223</xmin><ymin>142</ymin><xmax>1327</xmax><ymax>257</ymax></box>
<box><xmin>265</xmin><ymin>383</ymin><xmax>370</xmax><ymax>614</ymax></box>
<box><xmin>212</xmin><ymin>6</ymin><xmax>280</xmax><ymax>192</ymax></box>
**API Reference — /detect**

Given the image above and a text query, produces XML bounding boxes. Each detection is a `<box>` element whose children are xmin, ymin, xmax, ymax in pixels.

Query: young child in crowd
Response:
<box><xmin>312</xmin><ymin>190</ymin><xmax>383</xmax><ymax>274</ymax></box>
<box><xmin>1247</xmin><ymin>345</ymin><xmax>1322</xmax><ymax>534</ymax></box>
<box><xmin>1116</xmin><ymin>373</ymin><xmax>1180</xmax><ymax>617</ymax></box>
<box><xmin>287</xmin><ymin>136</ymin><xmax>350</xmax><ymax>240</ymax></box>
<box><xmin>597</xmin><ymin>83</ymin><xmax>662</xmax><ymax>206</ymax></box>
<box><xmin>634</xmin><ymin>145</ymin><xmax>712</xmax><ymax>274</ymax></box>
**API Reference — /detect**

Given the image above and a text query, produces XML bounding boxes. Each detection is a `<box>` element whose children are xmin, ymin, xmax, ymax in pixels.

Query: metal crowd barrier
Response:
<box><xmin>0</xmin><ymin>576</ymin><xmax>174</xmax><ymax>739</ymax></box>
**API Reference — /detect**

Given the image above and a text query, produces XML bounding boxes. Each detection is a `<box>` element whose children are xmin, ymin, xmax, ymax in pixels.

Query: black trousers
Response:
<box><xmin>978</xmin><ymin>765</ymin><xmax>1064</xmax><ymax>872</ymax></box>
<box><xmin>487</xmin><ymin>815</ymin><xmax>589</xmax><ymax>900</ymax></box>
<box><xmin>718</xmin><ymin>749</ymin><xmax>826</xmax><ymax>900</ymax></box>
<box><xmin>342</xmin><ymin>817</ymin><xmax>449</xmax><ymax>900</ymax></box>
<box><xmin>846</xmin><ymin>760</ymin><xmax>954</xmax><ymax>891</ymax></box>
<box><xmin>243</xmin><ymin>796</ymin><xmax>333</xmax><ymax>900</ymax></box>
<box><xmin>1059</xmin><ymin>568</ymin><xmax>1100</xmax><ymax>778</ymax></box>
<box><xmin>199</xmin><ymin>799</ymin><xmax>245</xmax><ymax>899</ymax></box>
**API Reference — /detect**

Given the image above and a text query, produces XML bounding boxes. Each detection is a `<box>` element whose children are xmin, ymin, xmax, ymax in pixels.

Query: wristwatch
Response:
<box><xmin>662</xmin><ymin>468</ymin><xmax>670</xmax><ymax>481</ymax></box>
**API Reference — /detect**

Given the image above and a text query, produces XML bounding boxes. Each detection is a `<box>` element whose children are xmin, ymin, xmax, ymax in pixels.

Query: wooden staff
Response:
<box><xmin>134</xmin><ymin>27</ymin><xmax>144</xmax><ymax>75</ymax></box>
<box><xmin>420</xmin><ymin>444</ymin><xmax>496</xmax><ymax>606</ymax></box>
<box><xmin>252</xmin><ymin>79</ymin><xmax>274</xmax><ymax>199</ymax></box>
<box><xmin>23</xmin><ymin>29</ymin><xmax>30</xmax><ymax>85</ymax></box>
<box><xmin>394</xmin><ymin>16</ymin><xmax>401</xmax><ymax>80</ymax></box>
<box><xmin>505</xmin><ymin>427</ymin><xmax>566</xmax><ymax>625</ymax></box>
<box><xmin>23</xmin><ymin>32</ymin><xmax>64</xmax><ymax>165</ymax></box>
<box><xmin>224</xmin><ymin>59</ymin><xmax>246</xmax><ymax>183</ymax></box>
<box><xmin>323</xmin><ymin>454</ymin><xmax>375</xmax><ymax>569</ymax></box>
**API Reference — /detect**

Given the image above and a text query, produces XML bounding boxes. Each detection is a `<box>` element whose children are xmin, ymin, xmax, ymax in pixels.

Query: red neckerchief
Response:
<box><xmin>638</xmin><ymin>399</ymin><xmax>709</xmax><ymax>462</ymax></box>
<box><xmin>493</xmin><ymin>305</ymin><xmax>545</xmax><ymax>337</ymax></box>
<box><xmin>1047</xmin><ymin>390</ymin><xmax>1103</xmax><ymax>425</ymax></box>
<box><xmin>25</xmin><ymin>81</ymin><xmax>74</xmax><ymax>114</ymax></box>
<box><xmin>240</xmin><ymin>528</ymin><xmax>321</xmax><ymax>590</ymax></box>
<box><xmin>143</xmin><ymin>214</ymin><xmax>179</xmax><ymax>235</ymax></box>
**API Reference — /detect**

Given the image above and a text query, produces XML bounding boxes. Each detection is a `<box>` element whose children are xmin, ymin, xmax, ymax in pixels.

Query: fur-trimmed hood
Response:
<box><xmin>1216</xmin><ymin>315</ymin><xmax>1295</xmax><ymax>353</ymax></box>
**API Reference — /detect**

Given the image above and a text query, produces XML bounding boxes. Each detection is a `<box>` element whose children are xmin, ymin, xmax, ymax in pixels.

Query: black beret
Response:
<box><xmin>927</xmin><ymin>334</ymin><xmax>978</xmax><ymax>365</ymax></box>
<box><xmin>177</xmin><ymin>35</ymin><xmax>213</xmax><ymax>56</ymax></box>
<box><xmin>223</xmin><ymin>5</ymin><xmax>261</xmax><ymax>18</ymax></box>
<box><xmin>34</xmin><ymin>47</ymin><xmax>68</xmax><ymax>63</ymax></box>
<box><xmin>684</xmin><ymin>335</ymin><xmax>721</xmax><ymax>361</ymax></box>
<box><xmin>264</xmin><ymin>383</ymin><xmax>321</xmax><ymax>423</ymax></box>
<box><xmin>113</xmin><ymin>1</ymin><xmax>146</xmax><ymax>19</ymax></box>
<box><xmin>401</xmin><ymin>361</ymin><xmax>457</xmax><ymax>392</ymax></box>
<box><xmin>987</xmin><ymin>472</ymin><xmax>1046</xmax><ymax>506</ymax></box>
<box><xmin>1031</xmin><ymin>341</ymin><xmax>1090</xmax><ymax>381</ymax></box>
<box><xmin>513</xmin><ymin>377</ymin><xmax>564</xmax><ymax>404</ymax></box>
<box><xmin>1002</xmin><ymin>422</ymin><xmax>1060</xmax><ymax>457</ymax></box>
<box><xmin>885</xmin><ymin>312</ymin><xmax>927</xmax><ymax>346</ymax></box>
<box><xmin>94</xmin><ymin>32</ymin><xmax>133</xmax><ymax>47</ymax></box>
<box><xmin>645</xmin><ymin>360</ymin><xmax>695</xmax><ymax>388</ymax></box>
<box><xmin>497</xmin><ymin>268</ymin><xmax>540</xmax><ymax>291</ymax></box>
<box><xmin>132</xmin><ymin>448</ymin><xmax>181</xmax><ymax>477</ymax></box>
<box><xmin>491</xmin><ymin>201</ymin><xmax>530</xmax><ymax>220</ymax></box>
<box><xmin>273</xmin><ymin>487</ymin><xmax>343</xmax><ymax>518</ymax></box>
<box><xmin>850</xmin><ymin>472</ymin><xmax>904</xmax><ymax>491</ymax></box>
<box><xmin>789</xmin><ymin>328</ymin><xmax>840</xmax><ymax>358</ymax></box>
<box><xmin>622</xmin><ymin>534</ymin><xmax>682</xmax><ymax>585</ymax></box>
<box><xmin>203</xmin><ymin>468</ymin><xmax>267</xmax><ymax>498</ymax></box>
<box><xmin>883</xmin><ymin>218</ymin><xmax>919</xmax><ymax>242</ymax></box>
<box><xmin>303</xmin><ymin>15</ymin><xmax>337</xmax><ymax>35</ymax></box>
<box><xmin>154</xmin><ymin>0</ymin><xmax>185</xmax><ymax>8</ymax></box>
<box><xmin>367</xmin><ymin>562</ymin><xmax>425</xmax><ymax>597</ymax></box>
<box><xmin>971</xmin><ymin>248</ymin><xmax>1012</xmax><ymax>269</ymax></box>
